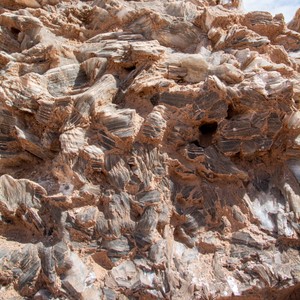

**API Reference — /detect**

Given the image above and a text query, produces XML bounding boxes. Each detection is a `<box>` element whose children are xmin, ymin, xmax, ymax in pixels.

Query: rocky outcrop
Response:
<box><xmin>289</xmin><ymin>8</ymin><xmax>300</xmax><ymax>33</ymax></box>
<box><xmin>1</xmin><ymin>0</ymin><xmax>300</xmax><ymax>299</ymax></box>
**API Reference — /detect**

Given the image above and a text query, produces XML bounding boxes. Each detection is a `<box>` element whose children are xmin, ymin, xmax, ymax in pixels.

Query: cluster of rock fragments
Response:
<box><xmin>1</xmin><ymin>0</ymin><xmax>300</xmax><ymax>299</ymax></box>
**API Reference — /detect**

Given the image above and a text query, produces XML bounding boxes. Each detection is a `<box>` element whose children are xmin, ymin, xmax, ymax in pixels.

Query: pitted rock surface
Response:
<box><xmin>1</xmin><ymin>0</ymin><xmax>300</xmax><ymax>299</ymax></box>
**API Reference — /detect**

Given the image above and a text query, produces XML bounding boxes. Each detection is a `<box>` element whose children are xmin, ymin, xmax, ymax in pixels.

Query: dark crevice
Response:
<box><xmin>191</xmin><ymin>140</ymin><xmax>200</xmax><ymax>147</ymax></box>
<box><xmin>199</xmin><ymin>122</ymin><xmax>218</xmax><ymax>135</ymax></box>
<box><xmin>150</xmin><ymin>94</ymin><xmax>160</xmax><ymax>106</ymax></box>
<box><xmin>124</xmin><ymin>65</ymin><xmax>136</xmax><ymax>72</ymax></box>
<box><xmin>73</xmin><ymin>69</ymin><xmax>89</xmax><ymax>89</ymax></box>
<box><xmin>44</xmin><ymin>227</ymin><xmax>54</xmax><ymax>237</ymax></box>
<box><xmin>198</xmin><ymin>122</ymin><xmax>218</xmax><ymax>148</ymax></box>
<box><xmin>226</xmin><ymin>104</ymin><xmax>240</xmax><ymax>120</ymax></box>
<box><xmin>11</xmin><ymin>27</ymin><xmax>21</xmax><ymax>37</ymax></box>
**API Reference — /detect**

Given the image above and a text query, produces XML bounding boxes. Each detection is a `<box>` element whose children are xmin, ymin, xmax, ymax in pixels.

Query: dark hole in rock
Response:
<box><xmin>253</xmin><ymin>178</ymin><xmax>269</xmax><ymax>192</ymax></box>
<box><xmin>199</xmin><ymin>122</ymin><xmax>218</xmax><ymax>147</ymax></box>
<box><xmin>124</xmin><ymin>65</ymin><xmax>136</xmax><ymax>72</ymax></box>
<box><xmin>1</xmin><ymin>216</ymin><xmax>13</xmax><ymax>224</ymax></box>
<box><xmin>45</xmin><ymin>227</ymin><xmax>54</xmax><ymax>236</ymax></box>
<box><xmin>191</xmin><ymin>140</ymin><xmax>200</xmax><ymax>147</ymax></box>
<box><xmin>226</xmin><ymin>104</ymin><xmax>238</xmax><ymax>120</ymax></box>
<box><xmin>74</xmin><ymin>69</ymin><xmax>89</xmax><ymax>89</ymax></box>
<box><xmin>150</xmin><ymin>94</ymin><xmax>160</xmax><ymax>106</ymax></box>
<box><xmin>199</xmin><ymin>122</ymin><xmax>218</xmax><ymax>135</ymax></box>
<box><xmin>11</xmin><ymin>27</ymin><xmax>21</xmax><ymax>36</ymax></box>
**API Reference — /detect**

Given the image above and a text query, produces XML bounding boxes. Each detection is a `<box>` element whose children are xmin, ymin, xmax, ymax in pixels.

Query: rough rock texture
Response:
<box><xmin>1</xmin><ymin>0</ymin><xmax>300</xmax><ymax>299</ymax></box>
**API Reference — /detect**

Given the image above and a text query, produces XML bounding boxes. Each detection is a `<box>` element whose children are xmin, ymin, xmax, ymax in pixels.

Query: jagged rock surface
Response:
<box><xmin>1</xmin><ymin>0</ymin><xmax>300</xmax><ymax>299</ymax></box>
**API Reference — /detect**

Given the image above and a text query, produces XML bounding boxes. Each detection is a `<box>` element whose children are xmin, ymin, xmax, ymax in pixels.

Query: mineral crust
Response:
<box><xmin>1</xmin><ymin>0</ymin><xmax>300</xmax><ymax>299</ymax></box>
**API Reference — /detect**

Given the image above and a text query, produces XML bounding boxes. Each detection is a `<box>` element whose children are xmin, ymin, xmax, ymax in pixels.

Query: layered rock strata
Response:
<box><xmin>1</xmin><ymin>0</ymin><xmax>300</xmax><ymax>299</ymax></box>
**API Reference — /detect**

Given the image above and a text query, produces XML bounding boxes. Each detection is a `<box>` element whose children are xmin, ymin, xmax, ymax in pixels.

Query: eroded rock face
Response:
<box><xmin>1</xmin><ymin>0</ymin><xmax>300</xmax><ymax>299</ymax></box>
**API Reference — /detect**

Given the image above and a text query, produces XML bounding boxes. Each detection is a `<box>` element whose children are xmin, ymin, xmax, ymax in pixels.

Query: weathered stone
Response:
<box><xmin>232</xmin><ymin>231</ymin><xmax>265</xmax><ymax>249</ymax></box>
<box><xmin>166</xmin><ymin>53</ymin><xmax>209</xmax><ymax>83</ymax></box>
<box><xmin>140</xmin><ymin>105</ymin><xmax>166</xmax><ymax>141</ymax></box>
<box><xmin>110</xmin><ymin>261</ymin><xmax>139</xmax><ymax>289</ymax></box>
<box><xmin>0</xmin><ymin>244</ymin><xmax>41</xmax><ymax>297</ymax></box>
<box><xmin>0</xmin><ymin>1</ymin><xmax>300</xmax><ymax>299</ymax></box>
<box><xmin>289</xmin><ymin>8</ymin><xmax>300</xmax><ymax>32</ymax></box>
<box><xmin>101</xmin><ymin>236</ymin><xmax>132</xmax><ymax>260</ymax></box>
<box><xmin>136</xmin><ymin>190</ymin><xmax>161</xmax><ymax>206</ymax></box>
<box><xmin>242</xmin><ymin>11</ymin><xmax>285</xmax><ymax>40</ymax></box>
<box><xmin>33</xmin><ymin>289</ymin><xmax>52</xmax><ymax>300</ymax></box>
<box><xmin>61</xmin><ymin>252</ymin><xmax>97</xmax><ymax>299</ymax></box>
<box><xmin>97</xmin><ymin>105</ymin><xmax>139</xmax><ymax>139</ymax></box>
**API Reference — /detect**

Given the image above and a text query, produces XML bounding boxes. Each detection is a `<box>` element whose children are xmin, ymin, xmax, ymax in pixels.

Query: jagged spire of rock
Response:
<box><xmin>289</xmin><ymin>8</ymin><xmax>300</xmax><ymax>32</ymax></box>
<box><xmin>0</xmin><ymin>0</ymin><xmax>300</xmax><ymax>299</ymax></box>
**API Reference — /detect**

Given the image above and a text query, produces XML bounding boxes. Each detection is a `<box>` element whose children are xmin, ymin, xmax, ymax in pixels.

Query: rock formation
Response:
<box><xmin>0</xmin><ymin>0</ymin><xmax>300</xmax><ymax>299</ymax></box>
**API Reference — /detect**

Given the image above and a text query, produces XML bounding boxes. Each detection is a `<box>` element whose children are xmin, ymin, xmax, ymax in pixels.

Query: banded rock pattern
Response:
<box><xmin>0</xmin><ymin>0</ymin><xmax>300</xmax><ymax>299</ymax></box>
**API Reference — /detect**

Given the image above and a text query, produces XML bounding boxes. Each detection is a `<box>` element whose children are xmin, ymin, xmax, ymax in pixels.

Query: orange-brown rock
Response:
<box><xmin>1</xmin><ymin>0</ymin><xmax>300</xmax><ymax>299</ymax></box>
